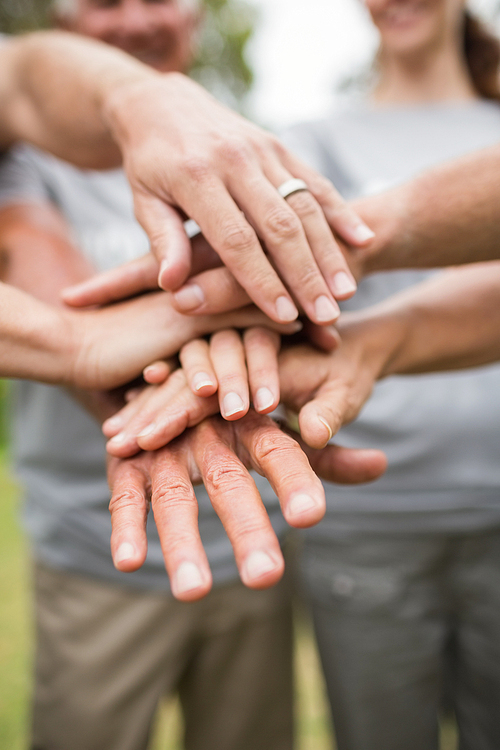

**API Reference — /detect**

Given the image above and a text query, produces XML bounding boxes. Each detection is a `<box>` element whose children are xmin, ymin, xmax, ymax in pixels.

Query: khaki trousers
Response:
<box><xmin>31</xmin><ymin>562</ymin><xmax>293</xmax><ymax>750</ymax></box>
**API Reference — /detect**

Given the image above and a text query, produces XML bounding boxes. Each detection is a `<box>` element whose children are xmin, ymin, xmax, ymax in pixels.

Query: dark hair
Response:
<box><xmin>464</xmin><ymin>11</ymin><xmax>500</xmax><ymax>101</ymax></box>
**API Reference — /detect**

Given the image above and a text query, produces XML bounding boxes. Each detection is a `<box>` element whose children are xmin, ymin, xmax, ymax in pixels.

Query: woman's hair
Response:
<box><xmin>463</xmin><ymin>11</ymin><xmax>500</xmax><ymax>101</ymax></box>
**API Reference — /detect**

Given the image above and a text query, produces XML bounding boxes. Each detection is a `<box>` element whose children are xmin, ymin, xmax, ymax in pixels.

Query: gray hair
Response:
<box><xmin>52</xmin><ymin>0</ymin><xmax>200</xmax><ymax>18</ymax></box>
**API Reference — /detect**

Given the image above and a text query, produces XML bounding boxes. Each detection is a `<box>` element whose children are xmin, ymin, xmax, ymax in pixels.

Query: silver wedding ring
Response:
<box><xmin>277</xmin><ymin>178</ymin><xmax>309</xmax><ymax>200</ymax></box>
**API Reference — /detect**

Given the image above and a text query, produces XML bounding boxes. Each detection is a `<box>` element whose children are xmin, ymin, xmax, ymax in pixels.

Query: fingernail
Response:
<box><xmin>318</xmin><ymin>416</ymin><xmax>333</xmax><ymax>441</ymax></box>
<box><xmin>315</xmin><ymin>295</ymin><xmax>340</xmax><ymax>323</ymax></box>
<box><xmin>108</xmin><ymin>432</ymin><xmax>128</xmax><ymax>447</ymax></box>
<box><xmin>254</xmin><ymin>387</ymin><xmax>275</xmax><ymax>412</ymax></box>
<box><xmin>173</xmin><ymin>561</ymin><xmax>204</xmax><ymax>594</ymax></box>
<box><xmin>104</xmin><ymin>416</ymin><xmax>124</xmax><ymax>433</ymax></box>
<box><xmin>332</xmin><ymin>271</ymin><xmax>357</xmax><ymax>297</ymax></box>
<box><xmin>173</xmin><ymin>283</ymin><xmax>205</xmax><ymax>310</ymax></box>
<box><xmin>242</xmin><ymin>550</ymin><xmax>277</xmax><ymax>581</ymax></box>
<box><xmin>222</xmin><ymin>392</ymin><xmax>245</xmax><ymax>417</ymax></box>
<box><xmin>192</xmin><ymin>372</ymin><xmax>215</xmax><ymax>392</ymax></box>
<box><xmin>114</xmin><ymin>542</ymin><xmax>135</xmax><ymax>564</ymax></box>
<box><xmin>138</xmin><ymin>422</ymin><xmax>157</xmax><ymax>438</ymax></box>
<box><xmin>351</xmin><ymin>223</ymin><xmax>375</xmax><ymax>244</ymax></box>
<box><xmin>276</xmin><ymin>296</ymin><xmax>298</xmax><ymax>323</ymax></box>
<box><xmin>288</xmin><ymin>493</ymin><xmax>318</xmax><ymax>517</ymax></box>
<box><xmin>159</xmin><ymin>259</ymin><xmax>171</xmax><ymax>289</ymax></box>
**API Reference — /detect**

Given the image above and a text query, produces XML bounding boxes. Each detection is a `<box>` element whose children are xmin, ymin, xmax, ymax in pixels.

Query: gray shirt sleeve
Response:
<box><xmin>0</xmin><ymin>144</ymin><xmax>52</xmax><ymax>206</ymax></box>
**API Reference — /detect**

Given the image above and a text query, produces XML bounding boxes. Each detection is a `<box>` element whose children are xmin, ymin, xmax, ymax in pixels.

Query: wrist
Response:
<box><xmin>338</xmin><ymin>304</ymin><xmax>408</xmax><ymax>383</ymax></box>
<box><xmin>350</xmin><ymin>181</ymin><xmax>413</xmax><ymax>276</ymax></box>
<box><xmin>102</xmin><ymin>72</ymin><xmax>187</xmax><ymax>154</ymax></box>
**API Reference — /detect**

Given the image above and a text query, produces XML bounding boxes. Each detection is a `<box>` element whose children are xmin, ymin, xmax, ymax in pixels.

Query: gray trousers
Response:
<box><xmin>31</xmin><ymin>562</ymin><xmax>294</xmax><ymax>750</ymax></box>
<box><xmin>301</xmin><ymin>527</ymin><xmax>500</xmax><ymax>750</ymax></box>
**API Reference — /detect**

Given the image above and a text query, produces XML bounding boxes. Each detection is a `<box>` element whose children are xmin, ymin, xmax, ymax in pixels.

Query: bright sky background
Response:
<box><xmin>245</xmin><ymin>0</ymin><xmax>500</xmax><ymax>131</ymax></box>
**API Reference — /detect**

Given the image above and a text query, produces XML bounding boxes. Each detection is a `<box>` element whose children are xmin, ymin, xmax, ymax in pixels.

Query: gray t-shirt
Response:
<box><xmin>283</xmin><ymin>100</ymin><xmax>500</xmax><ymax>537</ymax></box>
<box><xmin>0</xmin><ymin>145</ymin><xmax>285</xmax><ymax>590</ymax></box>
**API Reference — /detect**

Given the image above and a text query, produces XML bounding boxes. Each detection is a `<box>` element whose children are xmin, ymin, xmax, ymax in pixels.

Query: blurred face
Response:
<box><xmin>364</xmin><ymin>0</ymin><xmax>466</xmax><ymax>55</ymax></box>
<box><xmin>59</xmin><ymin>0</ymin><xmax>199</xmax><ymax>73</ymax></box>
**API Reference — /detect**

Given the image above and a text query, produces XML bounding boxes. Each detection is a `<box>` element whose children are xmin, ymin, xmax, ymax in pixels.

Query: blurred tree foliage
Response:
<box><xmin>0</xmin><ymin>0</ymin><xmax>258</xmax><ymax>109</ymax></box>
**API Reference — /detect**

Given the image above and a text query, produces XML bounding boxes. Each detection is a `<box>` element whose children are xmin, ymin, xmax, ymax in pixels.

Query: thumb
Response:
<box><xmin>133</xmin><ymin>190</ymin><xmax>192</xmax><ymax>291</ymax></box>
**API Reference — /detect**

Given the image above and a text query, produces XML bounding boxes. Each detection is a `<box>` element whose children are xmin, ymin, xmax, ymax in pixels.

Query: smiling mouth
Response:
<box><xmin>380</xmin><ymin>1</ymin><xmax>428</xmax><ymax>28</ymax></box>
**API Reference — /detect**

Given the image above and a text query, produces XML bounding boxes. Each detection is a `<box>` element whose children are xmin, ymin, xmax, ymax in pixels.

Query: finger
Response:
<box><xmin>195</xmin><ymin>305</ymin><xmax>303</xmax><ymax>340</ymax></box>
<box><xmin>150</xmin><ymin>444</ymin><xmax>212</xmax><ymax>601</ymax></box>
<box><xmin>174</xmin><ymin>176</ymin><xmax>300</xmax><ymax>323</ymax></box>
<box><xmin>173</xmin><ymin>267</ymin><xmax>251</xmax><ymax>315</ymax></box>
<box><xmin>137</xmin><ymin>387</ymin><xmax>219</xmax><ymax>452</ymax></box>
<box><xmin>233</xmin><ymin>410</ymin><xmax>325</xmax><ymax>528</ymax></box>
<box><xmin>285</xmin><ymin>188</ymin><xmax>358</xmax><ymax>300</ymax></box>
<box><xmin>298</xmin><ymin>384</ymin><xmax>358</xmax><ymax>450</ymax></box>
<box><xmin>179</xmin><ymin>338</ymin><xmax>217</xmax><ymax>397</ymax></box>
<box><xmin>61</xmin><ymin>253</ymin><xmax>159</xmax><ymax>308</ymax></box>
<box><xmin>103</xmin><ymin>385</ymin><xmax>153</xmax><ymax>438</ymax></box>
<box><xmin>133</xmin><ymin>190</ymin><xmax>192</xmax><ymax>291</ymax></box>
<box><xmin>210</xmin><ymin>329</ymin><xmax>250</xmax><ymax>420</ymax></box>
<box><xmin>192</xmin><ymin>418</ymin><xmax>285</xmax><ymax>589</ymax></box>
<box><xmin>303</xmin><ymin>443</ymin><xmax>388</xmax><ymax>484</ymax></box>
<box><xmin>108</xmin><ymin>456</ymin><xmax>150</xmax><ymax>572</ymax></box>
<box><xmin>230</xmin><ymin>172</ymin><xmax>341</xmax><ymax>325</ymax></box>
<box><xmin>303</xmin><ymin>321</ymin><xmax>341</xmax><ymax>352</ymax></box>
<box><xmin>243</xmin><ymin>327</ymin><xmax>280</xmax><ymax>413</ymax></box>
<box><xmin>143</xmin><ymin>359</ymin><xmax>175</xmax><ymax>385</ymax></box>
<box><xmin>283</xmin><ymin>150</ymin><xmax>376</xmax><ymax>247</ymax></box>
<box><xmin>106</xmin><ymin>370</ymin><xmax>189</xmax><ymax>457</ymax></box>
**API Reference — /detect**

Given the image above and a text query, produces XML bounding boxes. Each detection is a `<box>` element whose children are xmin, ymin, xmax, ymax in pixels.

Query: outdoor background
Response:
<box><xmin>1</xmin><ymin>0</ymin><xmax>499</xmax><ymax>746</ymax></box>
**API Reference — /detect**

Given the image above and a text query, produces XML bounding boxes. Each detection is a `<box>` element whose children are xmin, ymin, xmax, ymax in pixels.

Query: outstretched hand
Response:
<box><xmin>107</xmin><ymin>410</ymin><xmax>385</xmax><ymax>602</ymax></box>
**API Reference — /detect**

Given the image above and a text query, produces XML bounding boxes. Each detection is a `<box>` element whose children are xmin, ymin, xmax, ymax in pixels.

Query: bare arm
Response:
<box><xmin>0</xmin><ymin>202</ymin><xmax>298</xmax><ymax>387</ymax></box>
<box><xmin>353</xmin><ymin>144</ymin><xmax>500</xmax><ymax>276</ymax></box>
<box><xmin>0</xmin><ymin>31</ymin><xmax>151</xmax><ymax>166</ymax></box>
<box><xmin>279</xmin><ymin>261</ymin><xmax>500</xmax><ymax>449</ymax></box>
<box><xmin>0</xmin><ymin>31</ymin><xmax>373</xmax><ymax>323</ymax></box>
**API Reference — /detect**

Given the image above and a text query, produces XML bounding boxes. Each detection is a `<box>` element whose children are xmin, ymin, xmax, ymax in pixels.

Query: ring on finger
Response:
<box><xmin>277</xmin><ymin>178</ymin><xmax>309</xmax><ymax>200</ymax></box>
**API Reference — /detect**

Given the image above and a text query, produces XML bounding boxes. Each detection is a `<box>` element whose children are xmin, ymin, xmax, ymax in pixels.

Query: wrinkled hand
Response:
<box><xmin>107</xmin><ymin>411</ymin><xmax>325</xmax><ymax>600</ymax></box>
<box><xmin>107</xmin><ymin>410</ymin><xmax>385</xmax><ymax>602</ymax></box>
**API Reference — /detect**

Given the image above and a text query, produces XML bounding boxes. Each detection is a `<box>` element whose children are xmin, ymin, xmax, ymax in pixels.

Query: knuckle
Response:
<box><xmin>203</xmin><ymin>459</ymin><xmax>248</xmax><ymax>493</ymax></box>
<box><xmin>252</xmin><ymin>430</ymin><xmax>295</xmax><ymax>466</ymax></box>
<box><xmin>310</xmin><ymin>175</ymin><xmax>342</xmax><ymax>205</ymax></box>
<box><xmin>221</xmin><ymin>138</ymin><xmax>252</xmax><ymax>167</ymax></box>
<box><xmin>152</xmin><ymin>479</ymin><xmax>195</xmax><ymax>509</ymax></box>
<box><xmin>298</xmin><ymin>263</ymin><xmax>322</xmax><ymax>289</ymax></box>
<box><xmin>287</xmin><ymin>190</ymin><xmax>319</xmax><ymax>217</ymax></box>
<box><xmin>219</xmin><ymin>223</ymin><xmax>257</xmax><ymax>256</ymax></box>
<box><xmin>180</xmin><ymin>156</ymin><xmax>211</xmax><ymax>182</ymax></box>
<box><xmin>109</xmin><ymin>489</ymin><xmax>148</xmax><ymax>516</ymax></box>
<box><xmin>264</xmin><ymin>207</ymin><xmax>301</xmax><ymax>242</ymax></box>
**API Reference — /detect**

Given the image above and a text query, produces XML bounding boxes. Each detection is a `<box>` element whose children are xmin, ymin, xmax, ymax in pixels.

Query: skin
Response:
<box><xmin>57</xmin><ymin>0</ymin><xmax>368</xmax><ymax>325</ymax></box>
<box><xmin>102</xmin><ymin>261</ymin><xmax>500</xmax><ymax>457</ymax></box>
<box><xmin>0</xmin><ymin>1</ymin><xmax>367</xmax><ymax>596</ymax></box>
<box><xmin>101</xmin><ymin>0</ymin><xmax>500</xmax><ymax>454</ymax></box>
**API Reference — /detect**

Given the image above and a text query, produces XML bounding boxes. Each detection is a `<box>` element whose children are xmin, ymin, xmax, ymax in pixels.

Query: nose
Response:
<box><xmin>110</xmin><ymin>0</ymin><xmax>161</xmax><ymax>41</ymax></box>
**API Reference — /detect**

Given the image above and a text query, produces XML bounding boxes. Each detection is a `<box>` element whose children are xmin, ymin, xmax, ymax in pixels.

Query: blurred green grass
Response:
<box><xmin>0</xmin><ymin>421</ymin><xmax>457</xmax><ymax>750</ymax></box>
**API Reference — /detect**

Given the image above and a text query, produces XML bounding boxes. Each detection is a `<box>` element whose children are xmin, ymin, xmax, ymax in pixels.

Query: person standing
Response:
<box><xmin>281</xmin><ymin>2</ymin><xmax>500</xmax><ymax>749</ymax></box>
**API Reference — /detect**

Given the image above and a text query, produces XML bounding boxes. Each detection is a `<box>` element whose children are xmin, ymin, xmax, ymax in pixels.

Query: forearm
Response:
<box><xmin>371</xmin><ymin>262</ymin><xmax>500</xmax><ymax>375</ymax></box>
<box><xmin>353</xmin><ymin>144</ymin><xmax>500</xmax><ymax>274</ymax></box>
<box><xmin>0</xmin><ymin>281</ymin><xmax>75</xmax><ymax>382</ymax></box>
<box><xmin>0</xmin><ymin>31</ymin><xmax>155</xmax><ymax>167</ymax></box>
